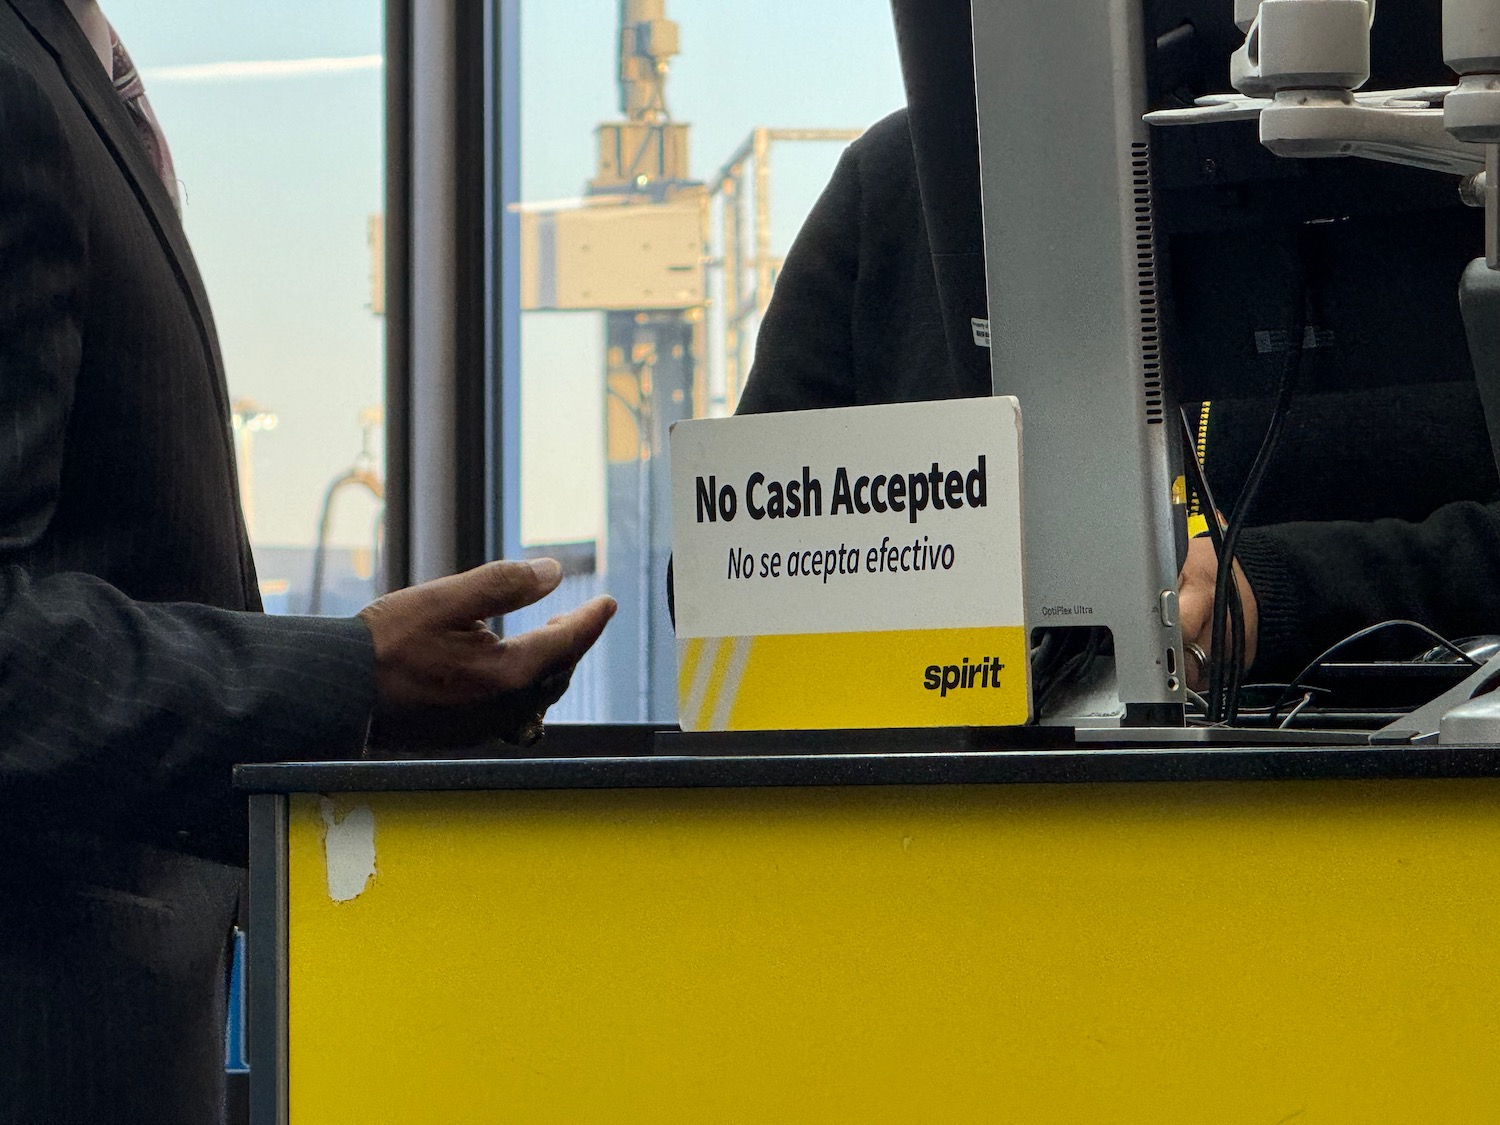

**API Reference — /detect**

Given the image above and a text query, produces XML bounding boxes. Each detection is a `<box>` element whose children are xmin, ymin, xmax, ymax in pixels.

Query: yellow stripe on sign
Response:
<box><xmin>696</xmin><ymin>637</ymin><xmax>740</xmax><ymax>730</ymax></box>
<box><xmin>710</xmin><ymin>636</ymin><xmax>753</xmax><ymax>729</ymax></box>
<box><xmin>676</xmin><ymin>636</ymin><xmax>707</xmax><ymax>716</ymax></box>
<box><xmin>678</xmin><ymin>626</ymin><xmax>1029</xmax><ymax>730</ymax></box>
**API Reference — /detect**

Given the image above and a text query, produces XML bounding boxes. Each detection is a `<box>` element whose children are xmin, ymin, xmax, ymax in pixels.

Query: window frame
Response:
<box><xmin>385</xmin><ymin>0</ymin><xmax>518</xmax><ymax>595</ymax></box>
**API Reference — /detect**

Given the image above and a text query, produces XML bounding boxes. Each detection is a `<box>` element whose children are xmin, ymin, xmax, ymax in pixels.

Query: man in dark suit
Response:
<box><xmin>0</xmin><ymin>1</ymin><xmax>615</xmax><ymax>1120</ymax></box>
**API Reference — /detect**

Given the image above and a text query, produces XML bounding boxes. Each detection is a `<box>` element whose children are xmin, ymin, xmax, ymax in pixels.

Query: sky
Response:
<box><xmin>104</xmin><ymin>0</ymin><xmax>904</xmax><ymax>550</ymax></box>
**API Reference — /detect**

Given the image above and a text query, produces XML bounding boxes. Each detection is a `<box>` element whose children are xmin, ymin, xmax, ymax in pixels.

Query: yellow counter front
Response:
<box><xmin>239</xmin><ymin>743</ymin><xmax>1500</xmax><ymax>1123</ymax></box>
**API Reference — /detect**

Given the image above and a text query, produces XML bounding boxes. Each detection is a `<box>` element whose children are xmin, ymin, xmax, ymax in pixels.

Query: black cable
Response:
<box><xmin>1207</xmin><ymin>233</ymin><xmax>1312</xmax><ymax>724</ymax></box>
<box><xmin>1191</xmin><ymin>682</ymin><xmax>1337</xmax><ymax>729</ymax></box>
<box><xmin>1177</xmin><ymin>405</ymin><xmax>1243</xmax><ymax>700</ymax></box>
<box><xmin>1214</xmin><ymin>322</ymin><xmax>1304</xmax><ymax>720</ymax></box>
<box><xmin>1033</xmin><ymin>627</ymin><xmax>1109</xmax><ymax>718</ymax></box>
<box><xmin>1177</xmin><ymin>405</ymin><xmax>1224</xmax><ymax>555</ymax></box>
<box><xmin>1268</xmin><ymin>618</ymin><xmax>1482</xmax><ymax>724</ymax></box>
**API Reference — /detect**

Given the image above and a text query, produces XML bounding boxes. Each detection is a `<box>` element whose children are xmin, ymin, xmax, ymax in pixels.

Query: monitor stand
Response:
<box><xmin>972</xmin><ymin>0</ymin><xmax>1184</xmax><ymax>727</ymax></box>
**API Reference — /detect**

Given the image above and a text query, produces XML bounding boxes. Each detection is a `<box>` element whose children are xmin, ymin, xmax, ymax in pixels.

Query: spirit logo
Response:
<box><xmin>923</xmin><ymin>657</ymin><xmax>1005</xmax><ymax>697</ymax></box>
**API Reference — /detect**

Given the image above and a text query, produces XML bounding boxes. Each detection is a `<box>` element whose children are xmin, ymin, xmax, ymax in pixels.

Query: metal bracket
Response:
<box><xmin>1147</xmin><ymin>88</ymin><xmax>1484</xmax><ymax>178</ymax></box>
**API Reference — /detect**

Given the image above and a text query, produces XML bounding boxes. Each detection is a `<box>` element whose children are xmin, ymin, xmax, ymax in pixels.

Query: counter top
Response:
<box><xmin>234</xmin><ymin>727</ymin><xmax>1500</xmax><ymax>793</ymax></box>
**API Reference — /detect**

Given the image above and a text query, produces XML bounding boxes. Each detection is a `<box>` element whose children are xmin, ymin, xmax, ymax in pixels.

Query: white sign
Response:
<box><xmin>669</xmin><ymin>398</ymin><xmax>1028</xmax><ymax>731</ymax></box>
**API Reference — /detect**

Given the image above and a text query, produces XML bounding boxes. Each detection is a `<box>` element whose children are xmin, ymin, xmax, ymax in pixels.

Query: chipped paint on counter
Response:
<box><xmin>319</xmin><ymin>798</ymin><xmax>377</xmax><ymax>902</ymax></box>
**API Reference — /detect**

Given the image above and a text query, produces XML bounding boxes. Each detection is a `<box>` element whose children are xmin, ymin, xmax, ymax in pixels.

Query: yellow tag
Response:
<box><xmin>1171</xmin><ymin>474</ymin><xmax>1188</xmax><ymax>507</ymax></box>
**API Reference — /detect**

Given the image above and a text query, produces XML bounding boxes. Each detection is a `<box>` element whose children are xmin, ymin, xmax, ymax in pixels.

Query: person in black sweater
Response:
<box><xmin>736</xmin><ymin>106</ymin><xmax>1500</xmax><ymax>688</ymax></box>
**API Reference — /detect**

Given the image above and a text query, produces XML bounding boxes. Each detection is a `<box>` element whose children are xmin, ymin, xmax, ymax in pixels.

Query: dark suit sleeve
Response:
<box><xmin>734</xmin><ymin>141</ymin><xmax>863</xmax><ymax>414</ymax></box>
<box><xmin>0</xmin><ymin>54</ymin><xmax>373</xmax><ymax>829</ymax></box>
<box><xmin>1236</xmin><ymin>501</ymin><xmax>1500</xmax><ymax>678</ymax></box>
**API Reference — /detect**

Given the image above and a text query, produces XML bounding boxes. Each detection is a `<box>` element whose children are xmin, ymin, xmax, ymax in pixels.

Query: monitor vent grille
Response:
<box><xmin>1131</xmin><ymin>141</ymin><xmax>1164</xmax><ymax>425</ymax></box>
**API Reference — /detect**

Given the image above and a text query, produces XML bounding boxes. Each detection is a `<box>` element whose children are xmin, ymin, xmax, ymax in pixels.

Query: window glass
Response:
<box><xmin>512</xmin><ymin>1</ymin><xmax>904</xmax><ymax>721</ymax></box>
<box><xmin>108</xmin><ymin>0</ymin><xmax>386</xmax><ymax>616</ymax></box>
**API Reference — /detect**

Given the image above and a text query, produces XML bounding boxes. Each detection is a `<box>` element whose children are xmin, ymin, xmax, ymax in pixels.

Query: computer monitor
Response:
<box><xmin>956</xmin><ymin>0</ymin><xmax>1481</xmax><ymax>725</ymax></box>
<box><xmin>1148</xmin><ymin>0</ymin><xmax>1481</xmax><ymax>406</ymax></box>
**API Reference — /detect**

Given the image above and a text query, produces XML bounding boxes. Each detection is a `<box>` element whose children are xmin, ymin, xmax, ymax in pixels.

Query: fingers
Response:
<box><xmin>397</xmin><ymin>597</ymin><xmax>613</xmax><ymax>708</ymax></box>
<box><xmin>1178</xmin><ymin>584</ymin><xmax>1212</xmax><ymax>653</ymax></box>
<box><xmin>1177</xmin><ymin>537</ymin><xmax>1217</xmax><ymax>650</ymax></box>
<box><xmin>1174</xmin><ymin>536</ymin><xmax>1261</xmax><ymax>689</ymax></box>
<box><xmin>1177</xmin><ymin>537</ymin><xmax>1219</xmax><ymax>690</ymax></box>
<box><xmin>485</xmin><ymin>596</ymin><xmax>617</xmax><ymax>693</ymax></box>
<box><xmin>423</xmin><ymin>559</ymin><xmax>564</xmax><ymax>626</ymax></box>
<box><xmin>360</xmin><ymin>555</ymin><xmax>616</xmax><ymax>728</ymax></box>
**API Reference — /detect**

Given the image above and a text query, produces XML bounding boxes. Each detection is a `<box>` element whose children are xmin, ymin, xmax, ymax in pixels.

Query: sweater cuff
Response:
<box><xmin>1232</xmin><ymin>529</ymin><xmax>1302</xmax><ymax>679</ymax></box>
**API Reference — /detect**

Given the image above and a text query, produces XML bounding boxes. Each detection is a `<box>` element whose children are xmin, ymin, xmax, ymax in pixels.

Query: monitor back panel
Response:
<box><xmin>973</xmin><ymin>0</ymin><xmax>1184</xmax><ymax>722</ymax></box>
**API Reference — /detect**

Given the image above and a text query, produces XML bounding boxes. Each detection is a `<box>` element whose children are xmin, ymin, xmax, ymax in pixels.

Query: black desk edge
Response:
<box><xmin>234</xmin><ymin>739</ymin><xmax>1500</xmax><ymax>794</ymax></box>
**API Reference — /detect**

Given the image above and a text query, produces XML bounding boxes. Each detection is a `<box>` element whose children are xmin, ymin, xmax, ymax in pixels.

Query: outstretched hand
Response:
<box><xmin>357</xmin><ymin>558</ymin><xmax>616</xmax><ymax>751</ymax></box>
